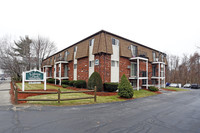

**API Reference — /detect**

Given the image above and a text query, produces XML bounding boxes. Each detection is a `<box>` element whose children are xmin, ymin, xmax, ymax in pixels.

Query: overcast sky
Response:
<box><xmin>0</xmin><ymin>0</ymin><xmax>200</xmax><ymax>57</ymax></box>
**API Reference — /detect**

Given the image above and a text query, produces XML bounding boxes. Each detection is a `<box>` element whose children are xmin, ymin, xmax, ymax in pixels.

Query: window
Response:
<box><xmin>142</xmin><ymin>79</ymin><xmax>146</xmax><ymax>85</ymax></box>
<box><xmin>74</xmin><ymin>46</ymin><xmax>77</xmax><ymax>52</ymax></box>
<box><xmin>161</xmin><ymin>54</ymin><xmax>164</xmax><ymax>62</ymax></box>
<box><xmin>131</xmin><ymin>45</ymin><xmax>137</xmax><ymax>57</ymax></box>
<box><xmin>111</xmin><ymin>60</ymin><xmax>119</xmax><ymax>67</ymax></box>
<box><xmin>111</xmin><ymin>60</ymin><xmax>115</xmax><ymax>67</ymax></box>
<box><xmin>112</xmin><ymin>38</ymin><xmax>119</xmax><ymax>46</ymax></box>
<box><xmin>152</xmin><ymin>65</ymin><xmax>156</xmax><ymax>77</ymax></box>
<box><xmin>153</xmin><ymin>51</ymin><xmax>156</xmax><ymax>62</ymax></box>
<box><xmin>89</xmin><ymin>39</ymin><xmax>94</xmax><ymax>46</ymax></box>
<box><xmin>89</xmin><ymin>61</ymin><xmax>94</xmax><ymax>67</ymax></box>
<box><xmin>64</xmin><ymin>65</ymin><xmax>68</xmax><ymax>77</ymax></box>
<box><xmin>142</xmin><ymin>71</ymin><xmax>146</xmax><ymax>77</ymax></box>
<box><xmin>74</xmin><ymin>64</ymin><xmax>77</xmax><ymax>69</ymax></box>
<box><xmin>116</xmin><ymin>61</ymin><xmax>119</xmax><ymax>67</ymax></box>
<box><xmin>64</xmin><ymin>51</ymin><xmax>68</xmax><ymax>61</ymax></box>
<box><xmin>131</xmin><ymin>80</ymin><xmax>137</xmax><ymax>87</ymax></box>
<box><xmin>161</xmin><ymin>67</ymin><xmax>164</xmax><ymax>77</ymax></box>
<box><xmin>131</xmin><ymin>62</ymin><xmax>137</xmax><ymax>77</ymax></box>
<box><xmin>49</xmin><ymin>68</ymin><xmax>52</xmax><ymax>77</ymax></box>
<box><xmin>59</xmin><ymin>53</ymin><xmax>62</xmax><ymax>60</ymax></box>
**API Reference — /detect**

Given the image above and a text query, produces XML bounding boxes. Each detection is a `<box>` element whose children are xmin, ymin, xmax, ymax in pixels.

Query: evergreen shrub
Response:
<box><xmin>88</xmin><ymin>72</ymin><xmax>103</xmax><ymax>91</ymax></box>
<box><xmin>118</xmin><ymin>74</ymin><xmax>133</xmax><ymax>98</ymax></box>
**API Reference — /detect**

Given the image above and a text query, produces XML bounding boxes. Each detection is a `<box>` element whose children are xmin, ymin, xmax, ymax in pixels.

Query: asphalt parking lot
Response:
<box><xmin>0</xmin><ymin>86</ymin><xmax>200</xmax><ymax>133</ymax></box>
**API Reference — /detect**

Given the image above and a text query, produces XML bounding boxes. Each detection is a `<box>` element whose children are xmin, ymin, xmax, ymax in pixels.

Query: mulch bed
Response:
<box><xmin>143</xmin><ymin>88</ymin><xmax>162</xmax><ymax>94</ymax></box>
<box><xmin>66</xmin><ymin>87</ymin><xmax>118</xmax><ymax>96</ymax></box>
<box><xmin>162</xmin><ymin>88</ymin><xmax>177</xmax><ymax>91</ymax></box>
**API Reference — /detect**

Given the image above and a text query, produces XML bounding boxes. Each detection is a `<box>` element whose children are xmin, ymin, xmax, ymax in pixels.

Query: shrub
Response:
<box><xmin>69</xmin><ymin>80</ymin><xmax>76</xmax><ymax>86</ymax></box>
<box><xmin>62</xmin><ymin>84</ymin><xmax>68</xmax><ymax>88</ymax></box>
<box><xmin>47</xmin><ymin>78</ymin><xmax>59</xmax><ymax>84</ymax></box>
<box><xmin>61</xmin><ymin>80</ymin><xmax>70</xmax><ymax>85</ymax></box>
<box><xmin>88</xmin><ymin>72</ymin><xmax>103</xmax><ymax>91</ymax></box>
<box><xmin>104</xmin><ymin>82</ymin><xmax>118</xmax><ymax>92</ymax></box>
<box><xmin>118</xmin><ymin>74</ymin><xmax>133</xmax><ymax>98</ymax></box>
<box><xmin>47</xmin><ymin>78</ymin><xmax>55</xmax><ymax>84</ymax></box>
<box><xmin>74</xmin><ymin>80</ymin><xmax>87</xmax><ymax>88</ymax></box>
<box><xmin>148</xmin><ymin>86</ymin><xmax>159</xmax><ymax>92</ymax></box>
<box><xmin>73</xmin><ymin>80</ymin><xmax>77</xmax><ymax>87</ymax></box>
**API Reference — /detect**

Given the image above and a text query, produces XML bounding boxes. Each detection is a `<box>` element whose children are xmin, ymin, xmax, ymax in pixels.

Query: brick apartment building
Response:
<box><xmin>42</xmin><ymin>30</ymin><xmax>167</xmax><ymax>90</ymax></box>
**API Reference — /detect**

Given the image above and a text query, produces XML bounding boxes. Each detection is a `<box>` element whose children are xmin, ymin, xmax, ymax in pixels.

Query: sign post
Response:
<box><xmin>22</xmin><ymin>70</ymin><xmax>46</xmax><ymax>91</ymax></box>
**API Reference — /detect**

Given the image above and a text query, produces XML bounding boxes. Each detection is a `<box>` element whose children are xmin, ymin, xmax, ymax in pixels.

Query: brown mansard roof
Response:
<box><xmin>43</xmin><ymin>30</ymin><xmax>166</xmax><ymax>61</ymax></box>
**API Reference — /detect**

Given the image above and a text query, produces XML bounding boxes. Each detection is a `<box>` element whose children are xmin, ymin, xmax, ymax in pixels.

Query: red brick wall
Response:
<box><xmin>119</xmin><ymin>57</ymin><xmax>131</xmax><ymax>81</ymax></box>
<box><xmin>68</xmin><ymin>61</ymin><xmax>73</xmax><ymax>80</ymax></box>
<box><xmin>77</xmin><ymin>57</ymin><xmax>89</xmax><ymax>81</ymax></box>
<box><xmin>95</xmin><ymin>53</ymin><xmax>111</xmax><ymax>83</ymax></box>
<box><xmin>52</xmin><ymin>66</ymin><xmax>54</xmax><ymax>78</ymax></box>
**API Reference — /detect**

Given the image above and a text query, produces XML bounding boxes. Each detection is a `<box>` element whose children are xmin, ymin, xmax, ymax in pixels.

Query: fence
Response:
<box><xmin>12</xmin><ymin>81</ymin><xmax>97</xmax><ymax>104</ymax></box>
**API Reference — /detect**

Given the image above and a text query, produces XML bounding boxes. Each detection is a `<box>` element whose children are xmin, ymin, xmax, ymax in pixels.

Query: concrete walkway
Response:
<box><xmin>0</xmin><ymin>80</ymin><xmax>11</xmax><ymax>106</ymax></box>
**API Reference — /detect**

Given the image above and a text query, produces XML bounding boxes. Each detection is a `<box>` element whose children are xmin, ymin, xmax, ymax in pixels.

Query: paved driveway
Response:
<box><xmin>0</xmin><ymin>80</ymin><xmax>11</xmax><ymax>106</ymax></box>
<box><xmin>0</xmin><ymin>88</ymin><xmax>200</xmax><ymax>133</ymax></box>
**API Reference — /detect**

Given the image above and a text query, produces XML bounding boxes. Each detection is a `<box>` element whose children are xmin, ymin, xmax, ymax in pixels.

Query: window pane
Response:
<box><xmin>153</xmin><ymin>52</ymin><xmax>156</xmax><ymax>61</ymax></box>
<box><xmin>111</xmin><ymin>60</ymin><xmax>115</xmax><ymax>67</ymax></box>
<box><xmin>64</xmin><ymin>65</ymin><xmax>68</xmax><ymax>77</ymax></box>
<box><xmin>74</xmin><ymin>64</ymin><xmax>77</xmax><ymax>69</ymax></box>
<box><xmin>116</xmin><ymin>61</ymin><xmax>119</xmax><ymax>67</ymax></box>
<box><xmin>132</xmin><ymin>45</ymin><xmax>137</xmax><ymax>57</ymax></box>
<box><xmin>65</xmin><ymin>51</ymin><xmax>68</xmax><ymax>61</ymax></box>
<box><xmin>112</xmin><ymin>38</ymin><xmax>115</xmax><ymax>45</ymax></box>
<box><xmin>74</xmin><ymin>46</ymin><xmax>77</xmax><ymax>52</ymax></box>
<box><xmin>89</xmin><ymin>39</ymin><xmax>94</xmax><ymax>46</ymax></box>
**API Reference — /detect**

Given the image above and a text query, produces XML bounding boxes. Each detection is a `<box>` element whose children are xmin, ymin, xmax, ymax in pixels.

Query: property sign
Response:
<box><xmin>95</xmin><ymin>59</ymin><xmax>99</xmax><ymax>65</ymax></box>
<box><xmin>25</xmin><ymin>71</ymin><xmax>44</xmax><ymax>81</ymax></box>
<box><xmin>22</xmin><ymin>70</ymin><xmax>46</xmax><ymax>91</ymax></box>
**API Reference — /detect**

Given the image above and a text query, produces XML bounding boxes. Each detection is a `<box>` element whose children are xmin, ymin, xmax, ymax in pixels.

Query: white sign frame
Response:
<box><xmin>22</xmin><ymin>69</ymin><xmax>46</xmax><ymax>91</ymax></box>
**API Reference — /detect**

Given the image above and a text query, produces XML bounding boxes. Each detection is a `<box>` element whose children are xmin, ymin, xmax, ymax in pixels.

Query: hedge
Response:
<box><xmin>69</xmin><ymin>80</ymin><xmax>76</xmax><ymax>86</ymax></box>
<box><xmin>47</xmin><ymin>78</ymin><xmax>59</xmax><ymax>84</ymax></box>
<box><xmin>61</xmin><ymin>80</ymin><xmax>70</xmax><ymax>85</ymax></box>
<box><xmin>104</xmin><ymin>82</ymin><xmax>118</xmax><ymax>92</ymax></box>
<box><xmin>148</xmin><ymin>86</ymin><xmax>159</xmax><ymax>92</ymax></box>
<box><xmin>62</xmin><ymin>84</ymin><xmax>68</xmax><ymax>88</ymax></box>
<box><xmin>74</xmin><ymin>80</ymin><xmax>87</xmax><ymax>88</ymax></box>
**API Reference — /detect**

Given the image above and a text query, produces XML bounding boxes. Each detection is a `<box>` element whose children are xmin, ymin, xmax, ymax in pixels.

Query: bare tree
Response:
<box><xmin>0</xmin><ymin>36</ymin><xmax>23</xmax><ymax>80</ymax></box>
<box><xmin>31</xmin><ymin>36</ymin><xmax>57</xmax><ymax>70</ymax></box>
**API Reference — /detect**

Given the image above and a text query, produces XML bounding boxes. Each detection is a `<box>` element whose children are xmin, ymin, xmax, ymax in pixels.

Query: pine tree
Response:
<box><xmin>13</xmin><ymin>36</ymin><xmax>32</xmax><ymax>70</ymax></box>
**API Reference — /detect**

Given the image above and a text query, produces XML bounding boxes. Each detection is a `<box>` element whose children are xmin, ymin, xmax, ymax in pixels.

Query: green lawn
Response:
<box><xmin>16</xmin><ymin>83</ymin><xmax>159</xmax><ymax>106</ymax></box>
<box><xmin>165</xmin><ymin>87</ymin><xmax>189</xmax><ymax>91</ymax></box>
<box><xmin>16</xmin><ymin>83</ymin><xmax>61</xmax><ymax>91</ymax></box>
<box><xmin>133</xmin><ymin>89</ymin><xmax>157</xmax><ymax>98</ymax></box>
